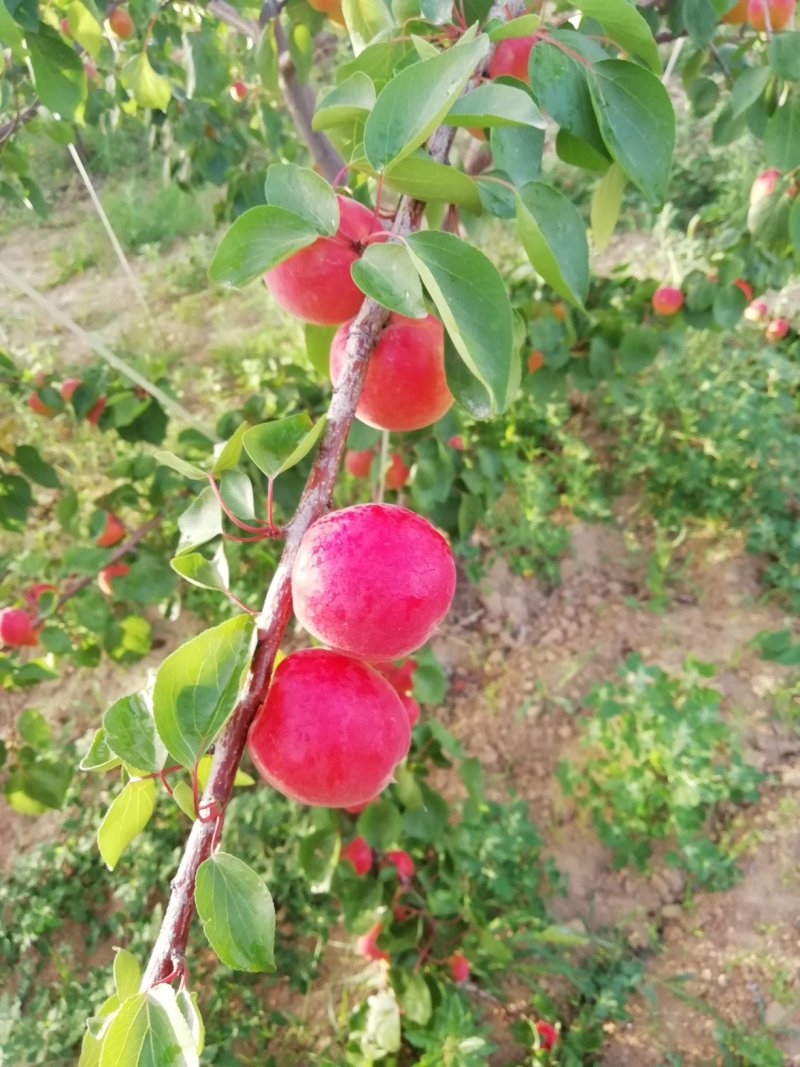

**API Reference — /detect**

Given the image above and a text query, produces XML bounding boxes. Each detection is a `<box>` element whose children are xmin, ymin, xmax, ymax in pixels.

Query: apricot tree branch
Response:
<box><xmin>0</xmin><ymin>101</ymin><xmax>39</xmax><ymax>145</ymax></box>
<box><xmin>142</xmin><ymin>2</ymin><xmax>523</xmax><ymax>988</ymax></box>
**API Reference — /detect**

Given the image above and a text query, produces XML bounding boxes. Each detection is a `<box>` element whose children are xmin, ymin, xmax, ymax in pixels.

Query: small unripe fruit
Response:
<box><xmin>766</xmin><ymin>318</ymin><xmax>790</xmax><ymax>342</ymax></box>
<box><xmin>98</xmin><ymin>563</ymin><xmax>129</xmax><ymax>596</ymax></box>
<box><xmin>248</xmin><ymin>649</ymin><xmax>411</xmax><ymax>807</ymax></box>
<box><xmin>401</xmin><ymin>695</ymin><xmax>420</xmax><ymax>727</ymax></box>
<box><xmin>0</xmin><ymin>607</ymin><xmax>39</xmax><ymax>647</ymax></box>
<box><xmin>384</xmin><ymin>453</ymin><xmax>410</xmax><ymax>492</ymax></box>
<box><xmin>340</xmin><ymin>835</ymin><xmax>372</xmax><ymax>875</ymax></box>
<box><xmin>528</xmin><ymin>350</ymin><xmax>545</xmax><ymax>374</ymax></box>
<box><xmin>745</xmin><ymin>299</ymin><xmax>770</xmax><ymax>322</ymax></box>
<box><xmin>733</xmin><ymin>278</ymin><xmax>753</xmax><ymax>302</ymax></box>
<box><xmin>59</xmin><ymin>378</ymin><xmax>81</xmax><ymax>402</ymax></box>
<box><xmin>722</xmin><ymin>0</ymin><xmax>748</xmax><ymax>21</ymax></box>
<box><xmin>356</xmin><ymin>921</ymin><xmax>389</xmax><ymax>962</ymax></box>
<box><xmin>87</xmin><ymin>397</ymin><xmax>107</xmax><ymax>425</ymax></box>
<box><xmin>449</xmin><ymin>952</ymin><xmax>470</xmax><ymax>983</ymax></box>
<box><xmin>488</xmin><ymin>35</ymin><xmax>538</xmax><ymax>81</ymax></box>
<box><xmin>382</xmin><ymin>849</ymin><xmax>415</xmax><ymax>881</ymax></box>
<box><xmin>750</xmin><ymin>168</ymin><xmax>782</xmax><ymax>206</ymax></box>
<box><xmin>28</xmin><ymin>392</ymin><xmax>56</xmax><ymax>417</ymax></box>
<box><xmin>229</xmin><ymin>81</ymin><xmax>247</xmax><ymax>102</ymax></box>
<box><xmin>652</xmin><ymin>286</ymin><xmax>684</xmax><ymax>316</ymax></box>
<box><xmin>108</xmin><ymin>6</ymin><xmax>134</xmax><ymax>38</ymax></box>
<box><xmin>748</xmin><ymin>0</ymin><xmax>795</xmax><ymax>31</ymax></box>
<box><xmin>330</xmin><ymin>313</ymin><xmax>452</xmax><ymax>432</ymax></box>
<box><xmin>448</xmin><ymin>435</ymin><xmax>465</xmax><ymax>451</ymax></box>
<box><xmin>96</xmin><ymin>513</ymin><xmax>125</xmax><ymax>547</ymax></box>
<box><xmin>263</xmin><ymin>196</ymin><xmax>376</xmax><ymax>325</ymax></box>
<box><xmin>292</xmin><ymin>504</ymin><xmax>456</xmax><ymax>661</ymax></box>
<box><xmin>345</xmin><ymin>449</ymin><xmax>374</xmax><ymax>478</ymax></box>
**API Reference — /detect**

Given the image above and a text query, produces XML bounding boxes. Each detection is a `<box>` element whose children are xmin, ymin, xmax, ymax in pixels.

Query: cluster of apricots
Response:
<box><xmin>28</xmin><ymin>373</ymin><xmax>106</xmax><ymax>425</ymax></box>
<box><xmin>722</xmin><ymin>0</ymin><xmax>796</xmax><ymax>30</ymax></box>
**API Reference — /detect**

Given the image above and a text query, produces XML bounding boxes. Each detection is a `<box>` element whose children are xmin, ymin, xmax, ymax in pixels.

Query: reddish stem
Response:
<box><xmin>207</xmin><ymin>473</ymin><xmax>272</xmax><ymax>534</ymax></box>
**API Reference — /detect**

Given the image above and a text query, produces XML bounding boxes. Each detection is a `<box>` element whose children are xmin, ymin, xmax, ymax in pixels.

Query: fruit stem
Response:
<box><xmin>377</xmin><ymin>430</ymin><xmax>390</xmax><ymax>504</ymax></box>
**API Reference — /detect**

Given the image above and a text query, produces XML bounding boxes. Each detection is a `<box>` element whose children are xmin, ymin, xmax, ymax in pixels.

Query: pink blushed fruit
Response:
<box><xmin>652</xmin><ymin>287</ymin><xmax>684</xmax><ymax>316</ymax></box>
<box><xmin>330</xmin><ymin>313</ymin><xmax>452</xmax><ymax>432</ymax></box>
<box><xmin>449</xmin><ymin>952</ymin><xmax>470</xmax><ymax>983</ymax></box>
<box><xmin>535</xmin><ymin>1021</ymin><xmax>559</xmax><ymax>1050</ymax></box>
<box><xmin>356</xmin><ymin>921</ymin><xmax>389</xmax><ymax>962</ymax></box>
<box><xmin>229</xmin><ymin>80</ymin><xmax>247</xmax><ymax>102</ymax></box>
<box><xmin>488</xmin><ymin>35</ymin><xmax>538</xmax><ymax>81</ymax></box>
<box><xmin>27</xmin><ymin>392</ymin><xmax>56</xmax><ymax>417</ymax></box>
<box><xmin>345</xmin><ymin>449</ymin><xmax>374</xmax><ymax>478</ymax></box>
<box><xmin>377</xmin><ymin>658</ymin><xmax>417</xmax><ymax>697</ymax></box>
<box><xmin>766</xmin><ymin>318</ymin><xmax>790</xmax><ymax>342</ymax></box>
<box><xmin>745</xmin><ymin>299</ymin><xmax>770</xmax><ymax>322</ymax></box>
<box><xmin>382</xmin><ymin>850</ymin><xmax>415</xmax><ymax>881</ymax></box>
<box><xmin>750</xmin><ymin>168</ymin><xmax>782</xmax><ymax>206</ymax></box>
<box><xmin>340</xmin><ymin>835</ymin><xmax>372</xmax><ymax>876</ymax></box>
<box><xmin>0</xmin><ymin>607</ymin><xmax>39</xmax><ymax>647</ymax></box>
<box><xmin>87</xmin><ymin>397</ymin><xmax>107</xmax><ymax>425</ymax></box>
<box><xmin>291</xmin><ymin>504</ymin><xmax>456</xmax><ymax>661</ymax></box>
<box><xmin>96</xmin><ymin>513</ymin><xmax>125</xmax><ymax>547</ymax></box>
<box><xmin>98</xmin><ymin>563</ymin><xmax>129</xmax><ymax>596</ymax></box>
<box><xmin>248</xmin><ymin>649</ymin><xmax>411</xmax><ymax>807</ymax></box>
<box><xmin>263</xmin><ymin>196</ymin><xmax>376</xmax><ymax>325</ymax></box>
<box><xmin>59</xmin><ymin>378</ymin><xmax>81</xmax><ymax>402</ymax></box>
<box><xmin>733</xmin><ymin>278</ymin><xmax>753</xmax><ymax>302</ymax></box>
<box><xmin>748</xmin><ymin>0</ymin><xmax>795</xmax><ymax>31</ymax></box>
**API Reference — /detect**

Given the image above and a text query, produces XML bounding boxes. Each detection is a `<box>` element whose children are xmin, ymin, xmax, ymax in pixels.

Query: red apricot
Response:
<box><xmin>87</xmin><ymin>397</ymin><xmax>107</xmax><ymax>425</ymax></box>
<box><xmin>745</xmin><ymin>299</ymin><xmax>770</xmax><ymax>322</ymax></box>
<box><xmin>733</xmin><ymin>278</ymin><xmax>753</xmax><ymax>302</ymax></box>
<box><xmin>263</xmin><ymin>196</ymin><xmax>376</xmax><ymax>325</ymax></box>
<box><xmin>488</xmin><ymin>35</ymin><xmax>538</xmax><ymax>81</ymax></box>
<box><xmin>384</xmin><ymin>453</ymin><xmax>410</xmax><ymax>492</ymax></box>
<box><xmin>652</xmin><ymin>286</ymin><xmax>684</xmax><ymax>316</ymax></box>
<box><xmin>722</xmin><ymin>0</ymin><xmax>748</xmax><ymax>19</ymax></box>
<box><xmin>340</xmin><ymin>835</ymin><xmax>372</xmax><ymax>876</ymax></box>
<box><xmin>748</xmin><ymin>0</ymin><xmax>795</xmax><ymax>31</ymax></box>
<box><xmin>382</xmin><ymin>849</ymin><xmax>415</xmax><ymax>881</ymax></box>
<box><xmin>750</xmin><ymin>168</ymin><xmax>782</xmax><ymax>205</ymax></box>
<box><xmin>401</xmin><ymin>694</ymin><xmax>421</xmax><ymax>727</ymax></box>
<box><xmin>449</xmin><ymin>952</ymin><xmax>470</xmax><ymax>983</ymax></box>
<box><xmin>24</xmin><ymin>582</ymin><xmax>57</xmax><ymax>608</ymax></box>
<box><xmin>60</xmin><ymin>16</ymin><xmax>71</xmax><ymax>34</ymax></box>
<box><xmin>96</xmin><ymin>513</ymin><xmax>125</xmax><ymax>547</ymax></box>
<box><xmin>27</xmin><ymin>392</ymin><xmax>56</xmax><ymax>417</ymax></box>
<box><xmin>292</xmin><ymin>503</ymin><xmax>456</xmax><ymax>661</ymax></box>
<box><xmin>535</xmin><ymin>1021</ymin><xmax>559</xmax><ymax>1050</ymax></box>
<box><xmin>528</xmin><ymin>350</ymin><xmax>545</xmax><ymax>374</ymax></box>
<box><xmin>766</xmin><ymin>318</ymin><xmax>790</xmax><ymax>342</ymax></box>
<box><xmin>330</xmin><ymin>313</ymin><xmax>452</xmax><ymax>432</ymax></box>
<box><xmin>378</xmin><ymin>658</ymin><xmax>417</xmax><ymax>697</ymax></box>
<box><xmin>108</xmin><ymin>6</ymin><xmax>134</xmax><ymax>38</ymax></box>
<box><xmin>345</xmin><ymin>449</ymin><xmax>374</xmax><ymax>478</ymax></box>
<box><xmin>448</xmin><ymin>435</ymin><xmax>465</xmax><ymax>451</ymax></box>
<box><xmin>248</xmin><ymin>649</ymin><xmax>411</xmax><ymax>807</ymax></box>
<box><xmin>229</xmin><ymin>81</ymin><xmax>247</xmax><ymax>102</ymax></box>
<box><xmin>0</xmin><ymin>607</ymin><xmax>39</xmax><ymax>647</ymax></box>
<box><xmin>59</xmin><ymin>378</ymin><xmax>81</xmax><ymax>402</ymax></box>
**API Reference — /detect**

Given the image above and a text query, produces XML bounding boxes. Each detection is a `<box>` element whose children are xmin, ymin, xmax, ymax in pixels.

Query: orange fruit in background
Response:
<box><xmin>747</xmin><ymin>0</ymin><xmax>795</xmax><ymax>31</ymax></box>
<box><xmin>108</xmin><ymin>6</ymin><xmax>134</xmax><ymax>38</ymax></box>
<box><xmin>722</xmin><ymin>0</ymin><xmax>748</xmax><ymax>22</ymax></box>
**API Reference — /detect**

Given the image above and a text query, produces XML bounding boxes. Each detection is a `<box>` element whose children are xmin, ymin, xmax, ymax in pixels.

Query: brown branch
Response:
<box><xmin>206</xmin><ymin>0</ymin><xmax>257</xmax><ymax>36</ymax></box>
<box><xmin>0</xmin><ymin>102</ymin><xmax>39</xmax><ymax>146</ymax></box>
<box><xmin>141</xmin><ymin>5</ymin><xmax>522</xmax><ymax>988</ymax></box>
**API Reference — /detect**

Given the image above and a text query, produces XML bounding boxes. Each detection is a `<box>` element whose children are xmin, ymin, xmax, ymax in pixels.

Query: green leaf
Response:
<box><xmin>406</xmin><ymin>230</ymin><xmax>513</xmax><ymax>415</ymax></box>
<box><xmin>351</xmin><ymin>243</ymin><xmax>427</xmax><ymax>317</ymax></box>
<box><xmin>113</xmin><ymin>948</ymin><xmax>141</xmax><ymax>1002</ymax></box>
<box><xmin>342</xmin><ymin>0</ymin><xmax>394</xmax><ymax>56</ymax></box>
<box><xmin>264</xmin><ymin>163</ymin><xmax>339</xmax><ymax>235</ymax></box>
<box><xmin>765</xmin><ymin>98</ymin><xmax>800</xmax><ymax>172</ymax></box>
<box><xmin>364</xmin><ymin>991</ymin><xmax>401</xmax><ymax>1054</ymax></box>
<box><xmin>80</xmin><ymin>728</ymin><xmax>122</xmax><ymax>773</ymax></box>
<box><xmin>712</xmin><ymin>284</ymin><xmax>746</xmax><ymax>328</ymax></box>
<box><xmin>211</xmin><ymin>422</ymin><xmax>249</xmax><ymax>477</ymax></box>
<box><xmin>220</xmin><ymin>470</ymin><xmax>256</xmax><ymax>519</ymax></box>
<box><xmin>589</xmin><ymin>60</ymin><xmax>675</xmax><ymax>204</ymax></box>
<box><xmin>445</xmin><ymin>82</ymin><xmax>545</xmax><ymax>129</ymax></box>
<box><xmin>591</xmin><ymin>162</ymin><xmax>626</xmax><ymax>252</ymax></box>
<box><xmin>313</xmin><ymin>72</ymin><xmax>376</xmax><ymax>130</ymax></box>
<box><xmin>98</xmin><ymin>986</ymin><xmax>199</xmax><ymax>1066</ymax></box>
<box><xmin>489</xmin><ymin>125</ymin><xmax>545</xmax><ymax>187</ymax></box>
<box><xmin>171</xmin><ymin>548</ymin><xmax>230</xmax><ymax>594</ymax></box>
<box><xmin>152</xmin><ymin>615</ymin><xmax>256</xmax><ymax>769</ymax></box>
<box><xmin>195</xmin><ymin>852</ymin><xmax>276</xmax><ymax>972</ymax></box>
<box><xmin>243</xmin><ymin>413</ymin><xmax>326</xmax><ymax>479</ymax></box>
<box><xmin>97</xmin><ymin>779</ymin><xmax>157</xmax><ymax>871</ymax></box>
<box><xmin>516</xmin><ymin>182</ymin><xmax>589</xmax><ymax>308</ymax></box>
<box><xmin>556</xmin><ymin>128</ymin><xmax>610</xmax><ymax>172</ymax></box>
<box><xmin>18</xmin><ymin>707</ymin><xmax>50</xmax><ymax>748</ymax></box>
<box><xmin>364</xmin><ymin>37</ymin><xmax>490</xmax><ymax>170</ymax></box>
<box><xmin>396</xmin><ymin>972</ymin><xmax>432</xmax><ymax>1026</ymax></box>
<box><xmin>358</xmin><ymin>798</ymin><xmax>402</xmax><ymax>848</ymax></box>
<box><xmin>208</xmin><ymin>206</ymin><xmax>319</xmax><ymax>289</ymax></box>
<box><xmin>574</xmin><ymin>0</ymin><xmax>660</xmax><ymax>72</ymax></box>
<box><xmin>753</xmin><ymin>629</ymin><xmax>800</xmax><ymax>666</ymax></box>
<box><xmin>382</xmin><ymin>154</ymin><xmax>481</xmax><ymax>210</ymax></box>
<box><xmin>682</xmin><ymin>0</ymin><xmax>718</xmax><ymax>47</ymax></box>
<box><xmin>729</xmin><ymin>66</ymin><xmax>770</xmax><ymax>119</ymax></box>
<box><xmin>104</xmin><ymin>690</ymin><xmax>166</xmax><ymax>774</ymax></box>
<box><xmin>196</xmin><ymin>753</ymin><xmax>254</xmax><ymax>790</ymax></box>
<box><xmin>769</xmin><ymin>33</ymin><xmax>800</xmax><ymax>81</ymax></box>
<box><xmin>122</xmin><ymin>52</ymin><xmax>171</xmax><ymax>111</ymax></box>
<box><xmin>154</xmin><ymin>452</ymin><xmax>206</xmax><ymax>481</ymax></box>
<box><xmin>304</xmin><ymin>324</ymin><xmax>335</xmax><ymax>378</ymax></box>
<box><xmin>15</xmin><ymin>445</ymin><xmax>60</xmax><ymax>488</ymax></box>
<box><xmin>529</xmin><ymin>31</ymin><xmax>608</xmax><ymax>154</ymax></box>
<box><xmin>66</xmin><ymin>1</ymin><xmax>104</xmax><ymax>60</ymax></box>
<box><xmin>27</xmin><ymin>27</ymin><xmax>86</xmax><ymax>121</ymax></box>
<box><xmin>298</xmin><ymin>829</ymin><xmax>340</xmax><ymax>893</ymax></box>
<box><xmin>176</xmin><ymin>487</ymin><xmax>222</xmax><ymax>555</ymax></box>
<box><xmin>5</xmin><ymin>756</ymin><xmax>71</xmax><ymax>814</ymax></box>
<box><xmin>618</xmin><ymin>326</ymin><xmax>660</xmax><ymax>373</ymax></box>
<box><xmin>171</xmin><ymin>780</ymin><xmax>196</xmax><ymax>820</ymax></box>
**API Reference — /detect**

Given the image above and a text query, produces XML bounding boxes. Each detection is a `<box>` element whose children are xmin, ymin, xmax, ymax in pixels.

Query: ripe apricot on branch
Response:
<box><xmin>748</xmin><ymin>0</ymin><xmax>795</xmax><ymax>31</ymax></box>
<box><xmin>488</xmin><ymin>35</ymin><xmax>538</xmax><ymax>81</ymax></box>
<box><xmin>291</xmin><ymin>504</ymin><xmax>456</xmax><ymax>661</ymax></box>
<box><xmin>750</xmin><ymin>168</ymin><xmax>781</xmax><ymax>205</ymax></box>
<box><xmin>98</xmin><ymin>563</ymin><xmax>129</xmax><ymax>596</ymax></box>
<box><xmin>356</xmin><ymin>921</ymin><xmax>389</xmax><ymax>962</ymax></box>
<box><xmin>340</xmin><ymin>835</ymin><xmax>372</xmax><ymax>876</ymax></box>
<box><xmin>722</xmin><ymin>0</ymin><xmax>748</xmax><ymax>21</ymax></box>
<box><xmin>0</xmin><ymin>607</ymin><xmax>39</xmax><ymax>647</ymax></box>
<box><xmin>651</xmin><ymin>287</ymin><xmax>684</xmax><ymax>316</ymax></box>
<box><xmin>345</xmin><ymin>448</ymin><xmax>374</xmax><ymax>478</ymax></box>
<box><xmin>263</xmin><ymin>196</ymin><xmax>376</xmax><ymax>325</ymax></box>
<box><xmin>382</xmin><ymin>849</ymin><xmax>415</xmax><ymax>881</ymax></box>
<box><xmin>96</xmin><ymin>513</ymin><xmax>125</xmax><ymax>547</ymax></box>
<box><xmin>229</xmin><ymin>81</ymin><xmax>247</xmax><ymax>102</ymax></box>
<box><xmin>248</xmin><ymin>649</ymin><xmax>411</xmax><ymax>807</ymax></box>
<box><xmin>449</xmin><ymin>952</ymin><xmax>470</xmax><ymax>983</ymax></box>
<box><xmin>766</xmin><ymin>318</ymin><xmax>790</xmax><ymax>342</ymax></box>
<box><xmin>108</xmin><ymin>6</ymin><xmax>134</xmax><ymax>38</ymax></box>
<box><xmin>330</xmin><ymin>313</ymin><xmax>451</xmax><ymax>432</ymax></box>
<box><xmin>384</xmin><ymin>453</ymin><xmax>410</xmax><ymax>491</ymax></box>
<box><xmin>28</xmin><ymin>392</ymin><xmax>56</xmax><ymax>417</ymax></box>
